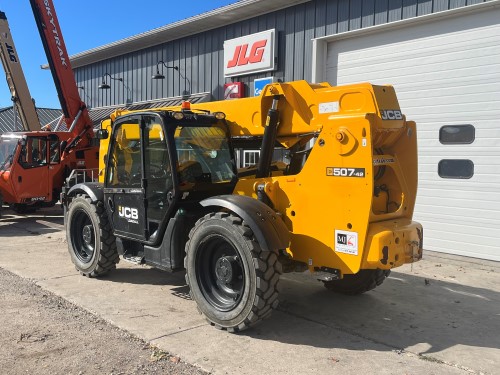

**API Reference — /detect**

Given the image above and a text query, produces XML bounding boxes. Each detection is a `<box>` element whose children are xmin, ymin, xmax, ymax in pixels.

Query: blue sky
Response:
<box><xmin>0</xmin><ymin>0</ymin><xmax>236</xmax><ymax>109</ymax></box>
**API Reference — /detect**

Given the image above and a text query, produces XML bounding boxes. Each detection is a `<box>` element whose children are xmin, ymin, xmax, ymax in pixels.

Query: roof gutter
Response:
<box><xmin>42</xmin><ymin>0</ymin><xmax>310</xmax><ymax>69</ymax></box>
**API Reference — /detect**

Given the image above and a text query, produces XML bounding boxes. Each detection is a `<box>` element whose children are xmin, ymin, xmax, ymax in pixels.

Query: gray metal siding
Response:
<box><xmin>74</xmin><ymin>0</ymin><xmax>488</xmax><ymax>107</ymax></box>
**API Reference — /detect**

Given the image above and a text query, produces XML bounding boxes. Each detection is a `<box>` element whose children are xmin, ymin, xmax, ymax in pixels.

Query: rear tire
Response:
<box><xmin>66</xmin><ymin>194</ymin><xmax>119</xmax><ymax>277</ymax></box>
<box><xmin>323</xmin><ymin>269</ymin><xmax>391</xmax><ymax>295</ymax></box>
<box><xmin>185</xmin><ymin>212</ymin><xmax>282</xmax><ymax>332</ymax></box>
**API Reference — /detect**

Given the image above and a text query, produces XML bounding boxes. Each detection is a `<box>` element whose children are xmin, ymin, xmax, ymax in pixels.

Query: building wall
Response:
<box><xmin>74</xmin><ymin>0</ymin><xmax>487</xmax><ymax>108</ymax></box>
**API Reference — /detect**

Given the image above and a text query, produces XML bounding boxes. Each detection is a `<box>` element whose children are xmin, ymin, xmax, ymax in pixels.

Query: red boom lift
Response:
<box><xmin>0</xmin><ymin>0</ymin><xmax>97</xmax><ymax>215</ymax></box>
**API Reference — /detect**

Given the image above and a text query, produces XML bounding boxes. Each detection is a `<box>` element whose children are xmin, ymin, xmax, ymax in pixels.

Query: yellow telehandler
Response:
<box><xmin>62</xmin><ymin>80</ymin><xmax>423</xmax><ymax>332</ymax></box>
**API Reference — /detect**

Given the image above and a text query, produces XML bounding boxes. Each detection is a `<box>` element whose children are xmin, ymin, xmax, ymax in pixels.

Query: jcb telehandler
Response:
<box><xmin>62</xmin><ymin>80</ymin><xmax>423</xmax><ymax>332</ymax></box>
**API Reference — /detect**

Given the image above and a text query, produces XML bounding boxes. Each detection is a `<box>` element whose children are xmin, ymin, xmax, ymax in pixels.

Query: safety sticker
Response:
<box><xmin>319</xmin><ymin>101</ymin><xmax>339</xmax><ymax>114</ymax></box>
<box><xmin>335</xmin><ymin>230</ymin><xmax>358</xmax><ymax>255</ymax></box>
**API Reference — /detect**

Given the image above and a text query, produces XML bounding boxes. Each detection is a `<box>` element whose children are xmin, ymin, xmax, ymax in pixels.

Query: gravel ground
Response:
<box><xmin>0</xmin><ymin>267</ymin><xmax>207</xmax><ymax>375</ymax></box>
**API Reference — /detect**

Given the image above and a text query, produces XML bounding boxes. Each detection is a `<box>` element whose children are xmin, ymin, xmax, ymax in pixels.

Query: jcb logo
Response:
<box><xmin>227</xmin><ymin>40</ymin><xmax>267</xmax><ymax>68</ymax></box>
<box><xmin>118</xmin><ymin>206</ymin><xmax>138</xmax><ymax>220</ymax></box>
<box><xmin>5</xmin><ymin>43</ymin><xmax>17</xmax><ymax>63</ymax></box>
<box><xmin>381</xmin><ymin>109</ymin><xmax>403</xmax><ymax>120</ymax></box>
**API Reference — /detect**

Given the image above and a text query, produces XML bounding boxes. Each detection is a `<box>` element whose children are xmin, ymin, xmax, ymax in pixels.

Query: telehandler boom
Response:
<box><xmin>0</xmin><ymin>0</ymin><xmax>97</xmax><ymax>215</ymax></box>
<box><xmin>0</xmin><ymin>11</ymin><xmax>41</xmax><ymax>131</ymax></box>
<box><xmin>62</xmin><ymin>80</ymin><xmax>423</xmax><ymax>332</ymax></box>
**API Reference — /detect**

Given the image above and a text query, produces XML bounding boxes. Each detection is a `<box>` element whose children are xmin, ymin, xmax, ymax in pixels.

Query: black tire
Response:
<box><xmin>66</xmin><ymin>194</ymin><xmax>119</xmax><ymax>277</ymax></box>
<box><xmin>323</xmin><ymin>269</ymin><xmax>391</xmax><ymax>295</ymax></box>
<box><xmin>185</xmin><ymin>212</ymin><xmax>282</xmax><ymax>332</ymax></box>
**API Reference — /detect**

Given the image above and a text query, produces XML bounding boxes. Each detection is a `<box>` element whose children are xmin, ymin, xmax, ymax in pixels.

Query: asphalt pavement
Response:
<box><xmin>0</xmin><ymin>205</ymin><xmax>499</xmax><ymax>375</ymax></box>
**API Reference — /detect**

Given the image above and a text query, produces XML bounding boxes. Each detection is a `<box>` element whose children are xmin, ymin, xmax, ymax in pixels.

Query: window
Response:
<box><xmin>0</xmin><ymin>135</ymin><xmax>20</xmax><ymax>171</ymax></box>
<box><xmin>439</xmin><ymin>125</ymin><xmax>475</xmax><ymax>144</ymax></box>
<box><xmin>243</xmin><ymin>150</ymin><xmax>260</xmax><ymax>167</ymax></box>
<box><xmin>174</xmin><ymin>126</ymin><xmax>235</xmax><ymax>183</ymax></box>
<box><xmin>49</xmin><ymin>138</ymin><xmax>60</xmax><ymax>164</ymax></box>
<box><xmin>438</xmin><ymin>159</ymin><xmax>474</xmax><ymax>179</ymax></box>
<box><xmin>144</xmin><ymin>117</ymin><xmax>173</xmax><ymax>224</ymax></box>
<box><xmin>107</xmin><ymin>118</ymin><xmax>142</xmax><ymax>187</ymax></box>
<box><xmin>18</xmin><ymin>137</ymin><xmax>47</xmax><ymax>168</ymax></box>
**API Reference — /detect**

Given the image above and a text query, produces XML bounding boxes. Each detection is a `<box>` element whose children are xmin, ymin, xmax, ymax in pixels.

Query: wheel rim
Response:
<box><xmin>70</xmin><ymin>208</ymin><xmax>96</xmax><ymax>263</ymax></box>
<box><xmin>195</xmin><ymin>234</ymin><xmax>245</xmax><ymax>312</ymax></box>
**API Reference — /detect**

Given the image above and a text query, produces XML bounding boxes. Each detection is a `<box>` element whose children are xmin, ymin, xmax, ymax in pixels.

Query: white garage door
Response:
<box><xmin>325</xmin><ymin>7</ymin><xmax>500</xmax><ymax>261</ymax></box>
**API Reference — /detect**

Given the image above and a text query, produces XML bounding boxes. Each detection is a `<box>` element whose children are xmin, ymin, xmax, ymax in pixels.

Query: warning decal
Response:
<box><xmin>335</xmin><ymin>230</ymin><xmax>358</xmax><ymax>255</ymax></box>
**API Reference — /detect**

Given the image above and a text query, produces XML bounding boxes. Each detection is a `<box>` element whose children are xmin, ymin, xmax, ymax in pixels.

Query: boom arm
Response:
<box><xmin>29</xmin><ymin>0</ymin><xmax>92</xmax><ymax>141</ymax></box>
<box><xmin>0</xmin><ymin>11</ymin><xmax>41</xmax><ymax>131</ymax></box>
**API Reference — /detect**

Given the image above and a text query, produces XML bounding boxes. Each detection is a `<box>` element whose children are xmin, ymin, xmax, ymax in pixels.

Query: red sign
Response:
<box><xmin>224</xmin><ymin>29</ymin><xmax>275</xmax><ymax>77</ymax></box>
<box><xmin>223</xmin><ymin>82</ymin><xmax>245</xmax><ymax>100</ymax></box>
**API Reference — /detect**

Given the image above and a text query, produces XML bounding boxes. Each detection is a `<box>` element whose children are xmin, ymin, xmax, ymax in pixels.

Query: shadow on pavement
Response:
<box><xmin>247</xmin><ymin>271</ymin><xmax>500</xmax><ymax>358</ymax></box>
<box><xmin>98</xmin><ymin>259</ymin><xmax>500</xmax><ymax>360</ymax></box>
<box><xmin>104</xmin><ymin>267</ymin><xmax>187</xmax><ymax>288</ymax></box>
<box><xmin>0</xmin><ymin>206</ymin><xmax>64</xmax><ymax>237</ymax></box>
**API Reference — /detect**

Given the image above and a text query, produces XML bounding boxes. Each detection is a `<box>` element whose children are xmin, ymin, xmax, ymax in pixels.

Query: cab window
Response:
<box><xmin>49</xmin><ymin>138</ymin><xmax>61</xmax><ymax>164</ymax></box>
<box><xmin>18</xmin><ymin>137</ymin><xmax>47</xmax><ymax>168</ymax></box>
<box><xmin>175</xmin><ymin>126</ymin><xmax>235</xmax><ymax>184</ymax></box>
<box><xmin>107</xmin><ymin>118</ymin><xmax>142</xmax><ymax>188</ymax></box>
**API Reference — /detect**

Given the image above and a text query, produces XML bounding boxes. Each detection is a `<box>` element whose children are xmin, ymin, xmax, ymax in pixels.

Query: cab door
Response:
<box><xmin>12</xmin><ymin>136</ymin><xmax>50</xmax><ymax>203</ymax></box>
<box><xmin>104</xmin><ymin>115</ymin><xmax>147</xmax><ymax>241</ymax></box>
<box><xmin>104</xmin><ymin>114</ymin><xmax>175</xmax><ymax>242</ymax></box>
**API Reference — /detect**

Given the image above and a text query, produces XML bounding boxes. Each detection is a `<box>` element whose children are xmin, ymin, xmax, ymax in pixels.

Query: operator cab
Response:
<box><xmin>0</xmin><ymin>132</ymin><xmax>62</xmax><ymax>206</ymax></box>
<box><xmin>104</xmin><ymin>107</ymin><xmax>237</xmax><ymax>246</ymax></box>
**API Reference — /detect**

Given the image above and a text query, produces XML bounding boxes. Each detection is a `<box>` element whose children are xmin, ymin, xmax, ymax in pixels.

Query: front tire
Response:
<box><xmin>66</xmin><ymin>194</ymin><xmax>119</xmax><ymax>277</ymax></box>
<box><xmin>323</xmin><ymin>269</ymin><xmax>391</xmax><ymax>295</ymax></box>
<box><xmin>185</xmin><ymin>212</ymin><xmax>282</xmax><ymax>332</ymax></box>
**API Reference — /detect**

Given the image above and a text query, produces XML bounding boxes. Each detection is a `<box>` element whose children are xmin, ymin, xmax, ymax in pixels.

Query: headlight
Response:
<box><xmin>173</xmin><ymin>112</ymin><xmax>184</xmax><ymax>120</ymax></box>
<box><xmin>214</xmin><ymin>112</ymin><xmax>226</xmax><ymax>120</ymax></box>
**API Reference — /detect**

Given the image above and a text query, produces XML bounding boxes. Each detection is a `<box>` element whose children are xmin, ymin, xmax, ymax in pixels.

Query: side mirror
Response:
<box><xmin>95</xmin><ymin>129</ymin><xmax>109</xmax><ymax>140</ymax></box>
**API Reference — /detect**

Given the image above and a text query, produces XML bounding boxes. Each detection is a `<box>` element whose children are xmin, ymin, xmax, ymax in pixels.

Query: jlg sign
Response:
<box><xmin>224</xmin><ymin>29</ymin><xmax>276</xmax><ymax>77</ymax></box>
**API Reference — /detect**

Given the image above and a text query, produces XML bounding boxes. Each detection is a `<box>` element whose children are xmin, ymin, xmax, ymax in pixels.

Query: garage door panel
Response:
<box><xmin>418</xmin><ymin>187</ymin><xmax>500</xmax><ymax>201</ymax></box>
<box><xmin>337</xmin><ymin>62</ymin><xmax>500</xmax><ymax>94</ymax></box>
<box><xmin>325</xmin><ymin>7</ymin><xmax>500</xmax><ymax>260</ymax></box>
<box><xmin>423</xmin><ymin>220</ymin><xmax>499</xmax><ymax>239</ymax></box>
<box><xmin>416</xmin><ymin>211</ymin><xmax>500</xmax><ymax>229</ymax></box>
<box><xmin>418</xmin><ymin>154</ymin><xmax>500</xmax><ymax>162</ymax></box>
<box><xmin>335</xmin><ymin>43</ymin><xmax>499</xmax><ymax>77</ymax></box>
<box><xmin>416</xmin><ymin>195</ymin><xmax>500</xmax><ymax>211</ymax></box>
<box><xmin>422</xmin><ymin>237</ymin><xmax>500</xmax><ymax>261</ymax></box>
<box><xmin>413</xmin><ymin>203</ymin><xmax>499</xmax><ymax>222</ymax></box>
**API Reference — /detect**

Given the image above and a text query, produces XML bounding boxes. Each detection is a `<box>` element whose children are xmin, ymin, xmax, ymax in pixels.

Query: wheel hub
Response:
<box><xmin>215</xmin><ymin>256</ymin><xmax>238</xmax><ymax>284</ymax></box>
<box><xmin>82</xmin><ymin>224</ymin><xmax>93</xmax><ymax>245</ymax></box>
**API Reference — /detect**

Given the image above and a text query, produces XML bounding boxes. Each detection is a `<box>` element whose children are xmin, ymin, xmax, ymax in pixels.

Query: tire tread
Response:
<box><xmin>185</xmin><ymin>212</ymin><xmax>281</xmax><ymax>332</ymax></box>
<box><xmin>67</xmin><ymin>194</ymin><xmax>119</xmax><ymax>278</ymax></box>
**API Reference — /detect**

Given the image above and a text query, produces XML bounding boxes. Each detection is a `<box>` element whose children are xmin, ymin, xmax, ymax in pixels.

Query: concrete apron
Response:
<box><xmin>0</xmin><ymin>208</ymin><xmax>499</xmax><ymax>375</ymax></box>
